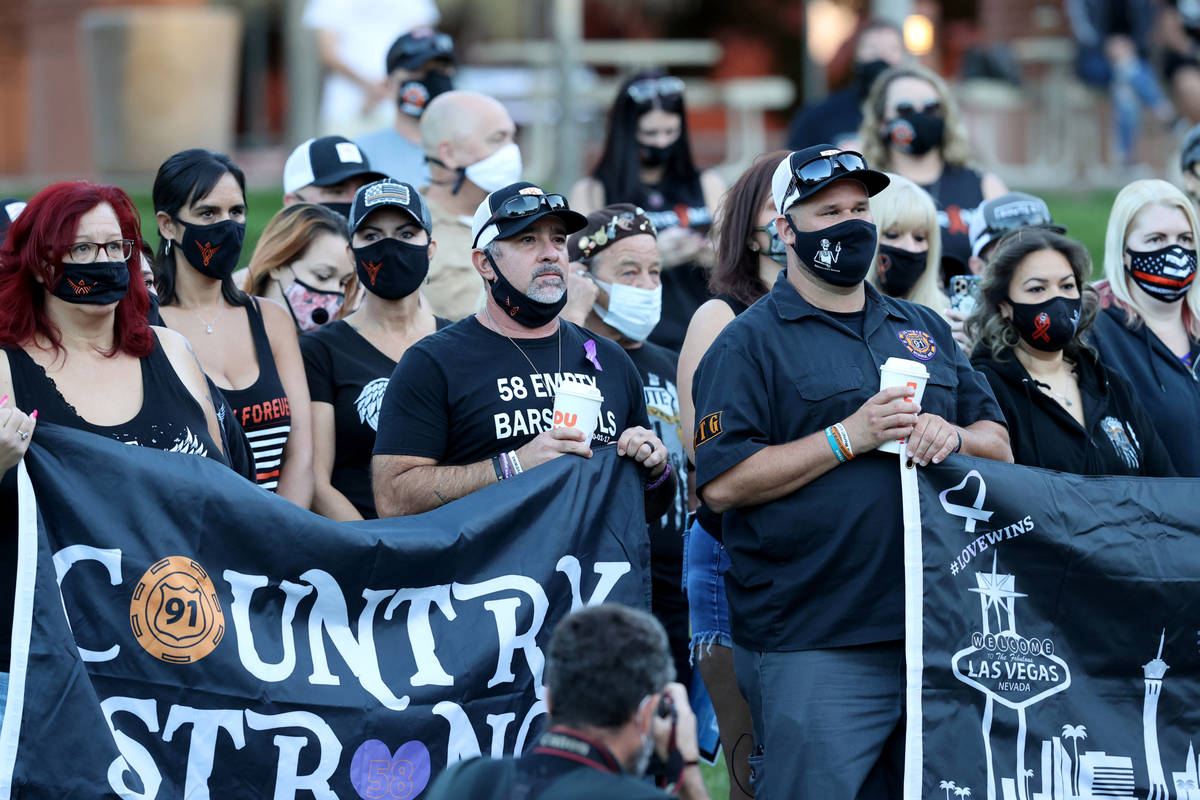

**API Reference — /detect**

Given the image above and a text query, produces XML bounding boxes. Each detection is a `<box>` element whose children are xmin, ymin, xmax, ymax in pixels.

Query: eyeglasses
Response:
<box><xmin>894</xmin><ymin>100</ymin><xmax>942</xmax><ymax>117</ymax></box>
<box><xmin>626</xmin><ymin>76</ymin><xmax>686</xmax><ymax>105</ymax></box>
<box><xmin>66</xmin><ymin>239</ymin><xmax>135</xmax><ymax>263</ymax></box>
<box><xmin>789</xmin><ymin>150</ymin><xmax>870</xmax><ymax>192</ymax></box>
<box><xmin>475</xmin><ymin>193</ymin><xmax>570</xmax><ymax>247</ymax></box>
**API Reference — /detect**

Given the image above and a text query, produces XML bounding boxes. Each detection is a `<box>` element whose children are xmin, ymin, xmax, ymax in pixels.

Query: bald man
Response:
<box><xmin>419</xmin><ymin>91</ymin><xmax>522</xmax><ymax>319</ymax></box>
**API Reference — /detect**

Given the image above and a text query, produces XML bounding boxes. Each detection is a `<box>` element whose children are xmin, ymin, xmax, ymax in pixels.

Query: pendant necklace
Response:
<box><xmin>483</xmin><ymin>305</ymin><xmax>561</xmax><ymax>378</ymax></box>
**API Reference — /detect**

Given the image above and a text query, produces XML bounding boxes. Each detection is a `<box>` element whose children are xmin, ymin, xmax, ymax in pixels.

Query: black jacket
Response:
<box><xmin>1087</xmin><ymin>304</ymin><xmax>1200</xmax><ymax>476</ymax></box>
<box><xmin>971</xmin><ymin>346</ymin><xmax>1176</xmax><ymax>477</ymax></box>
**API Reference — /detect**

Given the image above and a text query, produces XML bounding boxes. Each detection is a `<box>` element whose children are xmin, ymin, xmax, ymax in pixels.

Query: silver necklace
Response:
<box><xmin>483</xmin><ymin>306</ymin><xmax>561</xmax><ymax>377</ymax></box>
<box><xmin>1033</xmin><ymin>379</ymin><xmax>1073</xmax><ymax>407</ymax></box>
<box><xmin>188</xmin><ymin>303</ymin><xmax>226</xmax><ymax>334</ymax></box>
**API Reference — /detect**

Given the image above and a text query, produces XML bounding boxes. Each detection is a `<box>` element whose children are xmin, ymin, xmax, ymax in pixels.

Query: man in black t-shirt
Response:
<box><xmin>692</xmin><ymin>146</ymin><xmax>1011</xmax><ymax>798</ymax></box>
<box><xmin>371</xmin><ymin>181</ymin><xmax>675</xmax><ymax>518</ymax></box>
<box><xmin>564</xmin><ymin>203</ymin><xmax>690</xmax><ymax>688</ymax></box>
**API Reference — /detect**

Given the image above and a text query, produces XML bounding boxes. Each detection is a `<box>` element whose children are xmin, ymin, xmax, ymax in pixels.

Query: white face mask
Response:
<box><xmin>464</xmin><ymin>143</ymin><xmax>523</xmax><ymax>193</ymax></box>
<box><xmin>593</xmin><ymin>279</ymin><xmax>662</xmax><ymax>342</ymax></box>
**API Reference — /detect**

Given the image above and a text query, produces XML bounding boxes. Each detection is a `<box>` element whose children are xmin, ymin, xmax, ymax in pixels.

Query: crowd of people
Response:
<box><xmin>2</xmin><ymin>13</ymin><xmax>1200</xmax><ymax>800</ymax></box>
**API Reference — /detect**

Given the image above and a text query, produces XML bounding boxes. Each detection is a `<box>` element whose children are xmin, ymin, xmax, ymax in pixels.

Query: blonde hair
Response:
<box><xmin>242</xmin><ymin>203</ymin><xmax>349</xmax><ymax>297</ymax></box>
<box><xmin>1101</xmin><ymin>179</ymin><xmax>1200</xmax><ymax>336</ymax></box>
<box><xmin>859</xmin><ymin>64</ymin><xmax>972</xmax><ymax>171</ymax></box>
<box><xmin>866</xmin><ymin>173</ymin><xmax>948</xmax><ymax>312</ymax></box>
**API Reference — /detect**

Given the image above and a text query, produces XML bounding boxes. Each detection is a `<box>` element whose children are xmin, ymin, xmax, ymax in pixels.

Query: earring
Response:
<box><xmin>164</xmin><ymin>239</ymin><xmax>172</xmax><ymax>255</ymax></box>
<box><xmin>748</xmin><ymin>243</ymin><xmax>760</xmax><ymax>253</ymax></box>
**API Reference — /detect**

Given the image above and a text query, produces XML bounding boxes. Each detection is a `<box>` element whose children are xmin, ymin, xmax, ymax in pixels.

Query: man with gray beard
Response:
<box><xmin>371</xmin><ymin>182</ymin><xmax>676</xmax><ymax>519</ymax></box>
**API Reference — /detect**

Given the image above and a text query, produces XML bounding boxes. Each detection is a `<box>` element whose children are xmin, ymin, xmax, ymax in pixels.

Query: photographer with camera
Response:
<box><xmin>426</xmin><ymin>604</ymin><xmax>709</xmax><ymax>799</ymax></box>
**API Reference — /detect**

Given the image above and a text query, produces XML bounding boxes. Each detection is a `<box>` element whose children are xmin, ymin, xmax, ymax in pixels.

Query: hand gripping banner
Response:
<box><xmin>903</xmin><ymin>455</ymin><xmax>1200</xmax><ymax>800</ymax></box>
<box><xmin>0</xmin><ymin>423</ymin><xmax>650</xmax><ymax>799</ymax></box>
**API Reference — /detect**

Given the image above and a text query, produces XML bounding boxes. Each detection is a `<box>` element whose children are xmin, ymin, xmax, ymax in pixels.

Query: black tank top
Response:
<box><xmin>219</xmin><ymin>299</ymin><xmax>292</xmax><ymax>491</ymax></box>
<box><xmin>920</xmin><ymin>164</ymin><xmax>985</xmax><ymax>273</ymax></box>
<box><xmin>633</xmin><ymin>173</ymin><xmax>714</xmax><ymax>353</ymax></box>
<box><xmin>4</xmin><ymin>334</ymin><xmax>221</xmax><ymax>457</ymax></box>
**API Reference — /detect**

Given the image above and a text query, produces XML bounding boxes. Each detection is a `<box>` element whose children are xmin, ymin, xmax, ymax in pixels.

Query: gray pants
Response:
<box><xmin>732</xmin><ymin>640</ymin><xmax>905</xmax><ymax>799</ymax></box>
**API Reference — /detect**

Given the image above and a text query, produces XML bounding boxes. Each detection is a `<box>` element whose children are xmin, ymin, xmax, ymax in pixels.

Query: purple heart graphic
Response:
<box><xmin>350</xmin><ymin>739</ymin><xmax>431</xmax><ymax>799</ymax></box>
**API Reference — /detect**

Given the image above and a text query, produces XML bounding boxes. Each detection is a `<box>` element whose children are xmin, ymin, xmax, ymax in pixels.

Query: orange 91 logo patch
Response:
<box><xmin>694</xmin><ymin>412</ymin><xmax>724</xmax><ymax>448</ymax></box>
<box><xmin>130</xmin><ymin>556</ymin><xmax>225</xmax><ymax>664</ymax></box>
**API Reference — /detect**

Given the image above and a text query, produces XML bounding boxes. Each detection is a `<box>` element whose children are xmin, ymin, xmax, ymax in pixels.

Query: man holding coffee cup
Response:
<box><xmin>371</xmin><ymin>181</ymin><xmax>675</xmax><ymax>519</ymax></box>
<box><xmin>691</xmin><ymin>146</ymin><xmax>1011</xmax><ymax>798</ymax></box>
<box><xmin>564</xmin><ymin>203</ymin><xmax>693</xmax><ymax>689</ymax></box>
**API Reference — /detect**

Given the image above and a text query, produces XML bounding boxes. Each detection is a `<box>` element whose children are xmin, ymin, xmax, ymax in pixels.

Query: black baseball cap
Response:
<box><xmin>386</xmin><ymin>29</ymin><xmax>456</xmax><ymax>74</ymax></box>
<box><xmin>968</xmin><ymin>192</ymin><xmax>1065</xmax><ymax>258</ymax></box>
<box><xmin>283</xmin><ymin>136</ymin><xmax>388</xmax><ymax>194</ymax></box>
<box><xmin>471</xmin><ymin>182</ymin><xmax>588</xmax><ymax>249</ymax></box>
<box><xmin>771</xmin><ymin>144</ymin><xmax>890</xmax><ymax>214</ymax></box>
<box><xmin>348</xmin><ymin>179</ymin><xmax>433</xmax><ymax>236</ymax></box>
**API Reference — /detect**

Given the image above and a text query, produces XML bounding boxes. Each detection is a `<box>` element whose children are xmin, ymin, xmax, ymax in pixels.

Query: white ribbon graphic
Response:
<box><xmin>938</xmin><ymin>469</ymin><xmax>994</xmax><ymax>533</ymax></box>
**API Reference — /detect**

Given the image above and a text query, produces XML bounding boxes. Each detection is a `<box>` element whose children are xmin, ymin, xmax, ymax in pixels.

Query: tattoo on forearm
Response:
<box><xmin>434</xmin><ymin>489</ymin><xmax>450</xmax><ymax>506</ymax></box>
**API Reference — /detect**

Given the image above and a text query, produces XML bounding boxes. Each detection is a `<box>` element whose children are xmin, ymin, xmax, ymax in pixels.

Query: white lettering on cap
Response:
<box><xmin>335</xmin><ymin>142</ymin><xmax>364</xmax><ymax>164</ymax></box>
<box><xmin>819</xmin><ymin>149</ymin><xmax>840</xmax><ymax>156</ymax></box>
<box><xmin>518</xmin><ymin>187</ymin><xmax>544</xmax><ymax>196</ymax></box>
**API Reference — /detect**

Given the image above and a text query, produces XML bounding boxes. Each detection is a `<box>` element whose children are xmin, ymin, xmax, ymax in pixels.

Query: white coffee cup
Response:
<box><xmin>553</xmin><ymin>378</ymin><xmax>604</xmax><ymax>447</ymax></box>
<box><xmin>877</xmin><ymin>357</ymin><xmax>929</xmax><ymax>454</ymax></box>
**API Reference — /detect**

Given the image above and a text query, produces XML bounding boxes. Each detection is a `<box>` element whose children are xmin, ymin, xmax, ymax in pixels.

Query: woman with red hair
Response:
<box><xmin>0</xmin><ymin>181</ymin><xmax>229</xmax><ymax>465</ymax></box>
<box><xmin>0</xmin><ymin>181</ymin><xmax>232</xmax><ymax>699</ymax></box>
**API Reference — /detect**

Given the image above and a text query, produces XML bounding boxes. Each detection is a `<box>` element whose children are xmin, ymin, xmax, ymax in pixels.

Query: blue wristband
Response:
<box><xmin>825</xmin><ymin>426</ymin><xmax>848</xmax><ymax>463</ymax></box>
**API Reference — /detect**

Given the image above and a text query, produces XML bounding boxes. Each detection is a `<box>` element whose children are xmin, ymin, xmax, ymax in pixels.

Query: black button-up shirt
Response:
<box><xmin>693</xmin><ymin>272</ymin><xmax>1004</xmax><ymax>652</ymax></box>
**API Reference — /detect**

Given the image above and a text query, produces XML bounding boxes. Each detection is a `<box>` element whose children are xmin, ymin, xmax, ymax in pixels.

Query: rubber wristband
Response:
<box><xmin>825</xmin><ymin>426</ymin><xmax>848</xmax><ymax>464</ymax></box>
<box><xmin>645</xmin><ymin>461</ymin><xmax>673</xmax><ymax>491</ymax></box>
<box><xmin>499</xmin><ymin>452</ymin><xmax>513</xmax><ymax>480</ymax></box>
<box><xmin>953</xmin><ymin>429</ymin><xmax>963</xmax><ymax>454</ymax></box>
<box><xmin>834</xmin><ymin>422</ymin><xmax>855</xmax><ymax>459</ymax></box>
<box><xmin>509</xmin><ymin>450</ymin><xmax>523</xmax><ymax>475</ymax></box>
<box><xmin>492</xmin><ymin>455</ymin><xmax>505</xmax><ymax>482</ymax></box>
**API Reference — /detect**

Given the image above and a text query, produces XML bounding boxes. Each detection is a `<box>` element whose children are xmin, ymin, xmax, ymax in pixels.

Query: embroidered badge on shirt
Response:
<box><xmin>694</xmin><ymin>412</ymin><xmax>724</xmax><ymax>448</ymax></box>
<box><xmin>898</xmin><ymin>329</ymin><xmax>937</xmax><ymax>361</ymax></box>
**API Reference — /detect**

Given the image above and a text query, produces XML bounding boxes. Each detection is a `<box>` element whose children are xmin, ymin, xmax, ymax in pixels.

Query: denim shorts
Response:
<box><xmin>683</xmin><ymin>517</ymin><xmax>733</xmax><ymax>658</ymax></box>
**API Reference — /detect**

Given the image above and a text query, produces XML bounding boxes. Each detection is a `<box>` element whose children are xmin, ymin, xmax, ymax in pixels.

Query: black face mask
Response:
<box><xmin>52</xmin><ymin>260</ymin><xmax>131</xmax><ymax>305</ymax></box>
<box><xmin>638</xmin><ymin>141</ymin><xmax>676</xmax><ymax>168</ymax></box>
<box><xmin>353</xmin><ymin>239</ymin><xmax>429</xmax><ymax>301</ymax></box>
<box><xmin>398</xmin><ymin>72</ymin><xmax>453</xmax><ymax>117</ymax></box>
<box><xmin>1126</xmin><ymin>244</ymin><xmax>1198</xmax><ymax>303</ymax></box>
<box><xmin>883</xmin><ymin>111</ymin><xmax>945</xmax><ymax>156</ymax></box>
<box><xmin>784</xmin><ymin>216</ymin><xmax>878</xmax><ymax>287</ymax></box>
<box><xmin>484</xmin><ymin>251</ymin><xmax>566</xmax><ymax>328</ymax></box>
<box><xmin>1008</xmin><ymin>295</ymin><xmax>1082</xmax><ymax>352</ymax></box>
<box><xmin>876</xmin><ymin>244</ymin><xmax>927</xmax><ymax>296</ymax></box>
<box><xmin>174</xmin><ymin>219</ymin><xmax>245</xmax><ymax>280</ymax></box>
<box><xmin>853</xmin><ymin>59</ymin><xmax>891</xmax><ymax>94</ymax></box>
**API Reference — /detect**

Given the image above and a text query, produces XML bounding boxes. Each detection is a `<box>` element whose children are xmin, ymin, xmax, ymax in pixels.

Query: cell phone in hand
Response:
<box><xmin>949</xmin><ymin>274</ymin><xmax>980</xmax><ymax>315</ymax></box>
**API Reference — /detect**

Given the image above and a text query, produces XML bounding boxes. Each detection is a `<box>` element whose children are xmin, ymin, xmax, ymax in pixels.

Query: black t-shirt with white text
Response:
<box><xmin>373</xmin><ymin>317</ymin><xmax>651</xmax><ymax>466</ymax></box>
<box><xmin>301</xmin><ymin>318</ymin><xmax>448</xmax><ymax>517</ymax></box>
<box><xmin>626</xmin><ymin>342</ymin><xmax>689</xmax><ymax>582</ymax></box>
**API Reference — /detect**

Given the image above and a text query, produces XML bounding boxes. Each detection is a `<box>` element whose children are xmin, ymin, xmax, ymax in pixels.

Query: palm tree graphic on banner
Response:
<box><xmin>940</xmin><ymin>779</ymin><xmax>958</xmax><ymax>800</ymax></box>
<box><xmin>1061</xmin><ymin>724</ymin><xmax>1087</xmax><ymax>795</ymax></box>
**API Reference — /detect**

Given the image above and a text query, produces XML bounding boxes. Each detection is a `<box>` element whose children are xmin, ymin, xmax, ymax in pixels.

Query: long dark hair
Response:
<box><xmin>966</xmin><ymin>227</ymin><xmax>1099</xmax><ymax>362</ymax></box>
<box><xmin>711</xmin><ymin>151</ymin><xmax>788</xmax><ymax>308</ymax></box>
<box><xmin>590</xmin><ymin>69</ymin><xmax>701</xmax><ymax>203</ymax></box>
<box><xmin>152</xmin><ymin>148</ymin><xmax>250</xmax><ymax>308</ymax></box>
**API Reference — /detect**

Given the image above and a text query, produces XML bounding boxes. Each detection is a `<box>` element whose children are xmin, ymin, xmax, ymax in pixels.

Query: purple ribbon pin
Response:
<box><xmin>584</xmin><ymin>339</ymin><xmax>603</xmax><ymax>371</ymax></box>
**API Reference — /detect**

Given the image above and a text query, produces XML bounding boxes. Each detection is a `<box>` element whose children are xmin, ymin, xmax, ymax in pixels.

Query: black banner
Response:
<box><xmin>906</xmin><ymin>456</ymin><xmax>1200</xmax><ymax>800</ymax></box>
<box><xmin>1</xmin><ymin>424</ymin><xmax>649</xmax><ymax>799</ymax></box>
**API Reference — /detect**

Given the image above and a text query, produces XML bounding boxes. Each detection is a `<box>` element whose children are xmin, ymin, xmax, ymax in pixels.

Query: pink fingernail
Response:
<box><xmin>30</xmin><ymin>410</ymin><xmax>37</xmax><ymax>419</ymax></box>
<box><xmin>0</xmin><ymin>395</ymin><xmax>7</xmax><ymax>406</ymax></box>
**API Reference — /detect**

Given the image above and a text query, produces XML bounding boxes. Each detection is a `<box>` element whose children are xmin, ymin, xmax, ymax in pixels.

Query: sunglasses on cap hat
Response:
<box><xmin>473</xmin><ymin>193</ymin><xmax>570</xmax><ymax>247</ymax></box>
<box><xmin>788</xmin><ymin>150</ymin><xmax>870</xmax><ymax>192</ymax></box>
<box><xmin>626</xmin><ymin>76</ymin><xmax>685</xmax><ymax>105</ymax></box>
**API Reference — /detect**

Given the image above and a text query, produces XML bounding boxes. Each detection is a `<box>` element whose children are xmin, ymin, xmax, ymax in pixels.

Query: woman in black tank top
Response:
<box><xmin>858</xmin><ymin>64</ymin><xmax>1008</xmax><ymax>274</ymax></box>
<box><xmin>0</xmin><ymin>182</ymin><xmax>231</xmax><ymax>675</ymax></box>
<box><xmin>569</xmin><ymin>70</ymin><xmax>727</xmax><ymax>353</ymax></box>
<box><xmin>152</xmin><ymin>149</ymin><xmax>314</xmax><ymax>502</ymax></box>
<box><xmin>674</xmin><ymin>153</ymin><xmax>789</xmax><ymax>800</ymax></box>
